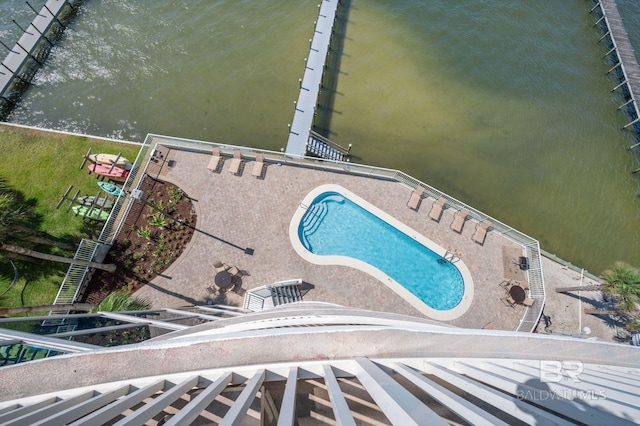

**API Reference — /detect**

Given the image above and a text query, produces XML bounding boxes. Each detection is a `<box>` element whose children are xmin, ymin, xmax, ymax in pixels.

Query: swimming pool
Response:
<box><xmin>290</xmin><ymin>184</ymin><xmax>473</xmax><ymax>320</ymax></box>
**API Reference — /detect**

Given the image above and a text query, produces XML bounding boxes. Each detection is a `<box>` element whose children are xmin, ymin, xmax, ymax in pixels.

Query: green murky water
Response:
<box><xmin>1</xmin><ymin>0</ymin><xmax>639</xmax><ymax>274</ymax></box>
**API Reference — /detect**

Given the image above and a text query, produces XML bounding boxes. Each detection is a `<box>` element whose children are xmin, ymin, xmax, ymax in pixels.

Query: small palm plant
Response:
<box><xmin>136</xmin><ymin>225</ymin><xmax>152</xmax><ymax>240</ymax></box>
<box><xmin>149</xmin><ymin>212</ymin><xmax>167</xmax><ymax>228</ymax></box>
<box><xmin>96</xmin><ymin>291</ymin><xmax>151</xmax><ymax>312</ymax></box>
<box><xmin>600</xmin><ymin>262</ymin><xmax>640</xmax><ymax>313</ymax></box>
<box><xmin>557</xmin><ymin>262</ymin><xmax>640</xmax><ymax>320</ymax></box>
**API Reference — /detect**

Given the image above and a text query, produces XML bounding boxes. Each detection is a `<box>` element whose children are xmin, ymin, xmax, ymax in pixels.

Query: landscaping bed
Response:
<box><xmin>81</xmin><ymin>176</ymin><xmax>196</xmax><ymax>305</ymax></box>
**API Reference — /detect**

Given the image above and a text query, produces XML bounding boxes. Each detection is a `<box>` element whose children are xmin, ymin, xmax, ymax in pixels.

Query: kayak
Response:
<box><xmin>75</xmin><ymin>195</ymin><xmax>114</xmax><ymax>210</ymax></box>
<box><xmin>87</xmin><ymin>153</ymin><xmax>129</xmax><ymax>167</ymax></box>
<box><xmin>71</xmin><ymin>205</ymin><xmax>110</xmax><ymax>221</ymax></box>
<box><xmin>88</xmin><ymin>163</ymin><xmax>129</xmax><ymax>181</ymax></box>
<box><xmin>97</xmin><ymin>182</ymin><xmax>124</xmax><ymax>197</ymax></box>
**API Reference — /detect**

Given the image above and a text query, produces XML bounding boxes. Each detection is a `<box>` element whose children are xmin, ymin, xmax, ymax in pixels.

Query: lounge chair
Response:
<box><xmin>252</xmin><ymin>153</ymin><xmax>264</xmax><ymax>178</ymax></box>
<box><xmin>522</xmin><ymin>297</ymin><xmax>535</xmax><ymax>307</ymax></box>
<box><xmin>207</xmin><ymin>147</ymin><xmax>221</xmax><ymax>172</ymax></box>
<box><xmin>407</xmin><ymin>186</ymin><xmax>424</xmax><ymax>211</ymax></box>
<box><xmin>228</xmin><ymin>150</ymin><xmax>242</xmax><ymax>175</ymax></box>
<box><xmin>472</xmin><ymin>219</ymin><xmax>492</xmax><ymax>245</ymax></box>
<box><xmin>429</xmin><ymin>197</ymin><xmax>447</xmax><ymax>222</ymax></box>
<box><xmin>450</xmin><ymin>207</ymin><xmax>469</xmax><ymax>233</ymax></box>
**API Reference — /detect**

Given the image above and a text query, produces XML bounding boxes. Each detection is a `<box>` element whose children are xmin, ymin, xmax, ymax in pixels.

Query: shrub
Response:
<box><xmin>136</xmin><ymin>226</ymin><xmax>152</xmax><ymax>240</ymax></box>
<box><xmin>168</xmin><ymin>186</ymin><xmax>184</xmax><ymax>204</ymax></box>
<box><xmin>149</xmin><ymin>213</ymin><xmax>167</xmax><ymax>228</ymax></box>
<box><xmin>96</xmin><ymin>291</ymin><xmax>151</xmax><ymax>312</ymax></box>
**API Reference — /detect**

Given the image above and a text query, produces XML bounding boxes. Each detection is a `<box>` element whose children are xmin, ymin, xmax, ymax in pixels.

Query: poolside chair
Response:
<box><xmin>522</xmin><ymin>297</ymin><xmax>535</xmax><ymax>307</ymax></box>
<box><xmin>472</xmin><ymin>219</ymin><xmax>492</xmax><ymax>245</ymax></box>
<box><xmin>501</xmin><ymin>295</ymin><xmax>516</xmax><ymax>307</ymax></box>
<box><xmin>429</xmin><ymin>197</ymin><xmax>447</xmax><ymax>222</ymax></box>
<box><xmin>450</xmin><ymin>207</ymin><xmax>469</xmax><ymax>233</ymax></box>
<box><xmin>213</xmin><ymin>261</ymin><xmax>227</xmax><ymax>273</ymax></box>
<box><xmin>207</xmin><ymin>147</ymin><xmax>221</xmax><ymax>172</ymax></box>
<box><xmin>252</xmin><ymin>153</ymin><xmax>264</xmax><ymax>178</ymax></box>
<box><xmin>228</xmin><ymin>150</ymin><xmax>242</xmax><ymax>175</ymax></box>
<box><xmin>227</xmin><ymin>265</ymin><xmax>240</xmax><ymax>277</ymax></box>
<box><xmin>407</xmin><ymin>186</ymin><xmax>425</xmax><ymax>211</ymax></box>
<box><xmin>501</xmin><ymin>281</ymin><xmax>514</xmax><ymax>293</ymax></box>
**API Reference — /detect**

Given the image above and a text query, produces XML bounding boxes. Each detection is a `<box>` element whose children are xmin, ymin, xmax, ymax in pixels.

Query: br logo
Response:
<box><xmin>539</xmin><ymin>360</ymin><xmax>583</xmax><ymax>383</ymax></box>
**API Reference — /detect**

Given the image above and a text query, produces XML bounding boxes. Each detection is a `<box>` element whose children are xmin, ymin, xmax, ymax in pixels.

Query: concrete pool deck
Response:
<box><xmin>131</xmin><ymin>144</ymin><xmax>624</xmax><ymax>342</ymax></box>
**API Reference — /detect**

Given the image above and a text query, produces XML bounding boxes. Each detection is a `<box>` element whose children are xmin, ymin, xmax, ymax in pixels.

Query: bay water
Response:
<box><xmin>1</xmin><ymin>0</ymin><xmax>639</xmax><ymax>275</ymax></box>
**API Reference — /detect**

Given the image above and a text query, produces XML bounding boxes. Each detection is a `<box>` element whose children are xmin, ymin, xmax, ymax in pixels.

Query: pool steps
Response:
<box><xmin>299</xmin><ymin>194</ymin><xmax>344</xmax><ymax>250</ymax></box>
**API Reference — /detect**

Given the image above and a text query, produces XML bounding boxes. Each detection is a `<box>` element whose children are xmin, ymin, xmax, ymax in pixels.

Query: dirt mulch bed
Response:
<box><xmin>81</xmin><ymin>175</ymin><xmax>196</xmax><ymax>306</ymax></box>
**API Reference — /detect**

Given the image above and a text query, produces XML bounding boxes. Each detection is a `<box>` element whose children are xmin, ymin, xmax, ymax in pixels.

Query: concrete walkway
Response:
<box><xmin>538</xmin><ymin>257</ymin><xmax>627</xmax><ymax>343</ymax></box>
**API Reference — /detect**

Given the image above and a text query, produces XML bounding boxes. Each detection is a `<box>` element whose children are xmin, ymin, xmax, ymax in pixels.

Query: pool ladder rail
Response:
<box><xmin>438</xmin><ymin>250</ymin><xmax>460</xmax><ymax>264</ymax></box>
<box><xmin>299</xmin><ymin>202</ymin><xmax>328</xmax><ymax>251</ymax></box>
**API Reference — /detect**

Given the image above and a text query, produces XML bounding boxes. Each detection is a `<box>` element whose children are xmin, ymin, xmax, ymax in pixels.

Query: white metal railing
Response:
<box><xmin>97</xmin><ymin>142</ymin><xmax>151</xmax><ymax>244</ymax></box>
<box><xmin>52</xmin><ymin>239</ymin><xmax>101</xmax><ymax>305</ymax></box>
<box><xmin>2</xmin><ymin>305</ymin><xmax>639</xmax><ymax>425</ymax></box>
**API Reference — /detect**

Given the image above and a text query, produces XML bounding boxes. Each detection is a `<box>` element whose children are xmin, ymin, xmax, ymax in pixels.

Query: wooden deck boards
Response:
<box><xmin>285</xmin><ymin>0</ymin><xmax>340</xmax><ymax>158</ymax></box>
<box><xmin>0</xmin><ymin>0</ymin><xmax>76</xmax><ymax>98</ymax></box>
<box><xmin>596</xmin><ymin>0</ymin><xmax>640</xmax><ymax>124</ymax></box>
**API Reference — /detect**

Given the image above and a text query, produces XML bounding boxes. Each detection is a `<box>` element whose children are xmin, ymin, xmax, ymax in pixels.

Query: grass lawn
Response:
<box><xmin>0</xmin><ymin>124</ymin><xmax>141</xmax><ymax>309</ymax></box>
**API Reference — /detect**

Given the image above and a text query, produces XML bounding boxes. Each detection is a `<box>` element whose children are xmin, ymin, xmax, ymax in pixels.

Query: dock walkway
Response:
<box><xmin>0</xmin><ymin>0</ymin><xmax>78</xmax><ymax>105</ymax></box>
<box><xmin>285</xmin><ymin>0</ymin><xmax>341</xmax><ymax>159</ymax></box>
<box><xmin>592</xmin><ymin>0</ymin><xmax>640</xmax><ymax>133</ymax></box>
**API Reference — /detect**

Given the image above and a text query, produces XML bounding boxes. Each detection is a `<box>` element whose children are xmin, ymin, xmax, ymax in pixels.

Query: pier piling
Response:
<box><xmin>589</xmin><ymin>0</ymin><xmax>640</xmax><ymax>134</ymax></box>
<box><xmin>285</xmin><ymin>0</ymin><xmax>351</xmax><ymax>161</ymax></box>
<box><xmin>0</xmin><ymin>0</ymin><xmax>83</xmax><ymax>119</ymax></box>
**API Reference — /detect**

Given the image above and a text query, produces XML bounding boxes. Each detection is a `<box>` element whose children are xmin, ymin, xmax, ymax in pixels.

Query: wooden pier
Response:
<box><xmin>286</xmin><ymin>0</ymin><xmax>348</xmax><ymax>161</ymax></box>
<box><xmin>0</xmin><ymin>0</ymin><xmax>80</xmax><ymax>112</ymax></box>
<box><xmin>591</xmin><ymin>0</ymin><xmax>640</xmax><ymax>138</ymax></box>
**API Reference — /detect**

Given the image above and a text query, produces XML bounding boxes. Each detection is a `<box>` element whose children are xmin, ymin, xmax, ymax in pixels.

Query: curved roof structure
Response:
<box><xmin>0</xmin><ymin>303</ymin><xmax>638</xmax><ymax>425</ymax></box>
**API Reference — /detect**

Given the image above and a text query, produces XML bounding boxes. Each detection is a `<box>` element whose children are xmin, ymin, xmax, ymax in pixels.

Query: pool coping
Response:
<box><xmin>289</xmin><ymin>184</ymin><xmax>474</xmax><ymax>321</ymax></box>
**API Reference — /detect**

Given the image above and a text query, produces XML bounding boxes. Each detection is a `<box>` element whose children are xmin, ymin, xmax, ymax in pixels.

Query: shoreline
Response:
<box><xmin>0</xmin><ymin>122</ymin><xmax>627</xmax><ymax>344</ymax></box>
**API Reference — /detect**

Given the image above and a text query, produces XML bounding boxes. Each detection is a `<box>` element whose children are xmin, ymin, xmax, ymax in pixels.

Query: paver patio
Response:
<box><xmin>133</xmin><ymin>145</ymin><xmax>533</xmax><ymax>331</ymax></box>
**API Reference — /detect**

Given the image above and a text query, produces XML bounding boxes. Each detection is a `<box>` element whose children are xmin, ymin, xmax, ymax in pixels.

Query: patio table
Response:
<box><xmin>215</xmin><ymin>270</ymin><xmax>233</xmax><ymax>289</ymax></box>
<box><xmin>509</xmin><ymin>285</ymin><xmax>526</xmax><ymax>304</ymax></box>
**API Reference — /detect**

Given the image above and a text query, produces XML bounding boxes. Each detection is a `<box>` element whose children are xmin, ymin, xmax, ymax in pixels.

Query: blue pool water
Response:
<box><xmin>298</xmin><ymin>192</ymin><xmax>464</xmax><ymax>310</ymax></box>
